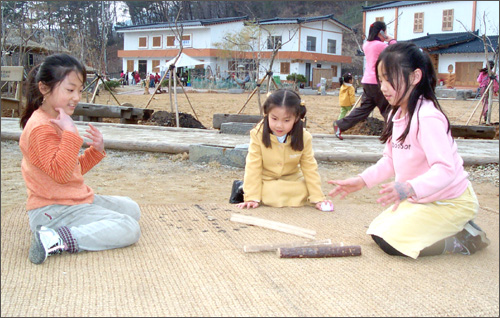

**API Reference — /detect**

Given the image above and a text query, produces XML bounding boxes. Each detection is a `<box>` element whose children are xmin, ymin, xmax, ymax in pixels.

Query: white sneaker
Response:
<box><xmin>29</xmin><ymin>225</ymin><xmax>66</xmax><ymax>264</ymax></box>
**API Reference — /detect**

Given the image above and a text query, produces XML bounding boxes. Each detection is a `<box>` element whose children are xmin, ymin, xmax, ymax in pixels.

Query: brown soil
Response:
<box><xmin>2</xmin><ymin>87</ymin><xmax>498</xmax><ymax>215</ymax></box>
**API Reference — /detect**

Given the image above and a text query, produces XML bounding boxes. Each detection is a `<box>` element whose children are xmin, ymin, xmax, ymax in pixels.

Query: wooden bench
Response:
<box><xmin>72</xmin><ymin>102</ymin><xmax>154</xmax><ymax>124</ymax></box>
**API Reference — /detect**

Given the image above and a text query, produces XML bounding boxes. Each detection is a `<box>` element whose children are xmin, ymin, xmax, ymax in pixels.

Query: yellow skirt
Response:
<box><xmin>261</xmin><ymin>176</ymin><xmax>309</xmax><ymax>207</ymax></box>
<box><xmin>366</xmin><ymin>182</ymin><xmax>479</xmax><ymax>259</ymax></box>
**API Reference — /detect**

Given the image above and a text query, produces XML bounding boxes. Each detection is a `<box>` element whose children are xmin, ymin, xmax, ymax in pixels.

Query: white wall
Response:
<box><xmin>438</xmin><ymin>52</ymin><xmax>496</xmax><ymax>74</ymax></box>
<box><xmin>476</xmin><ymin>1</ymin><xmax>500</xmax><ymax>35</ymax></box>
<box><xmin>365</xmin><ymin>1</ymin><xmax>499</xmax><ymax>41</ymax></box>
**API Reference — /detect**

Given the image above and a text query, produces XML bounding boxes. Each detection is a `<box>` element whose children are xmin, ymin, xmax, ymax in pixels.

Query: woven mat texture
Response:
<box><xmin>1</xmin><ymin>203</ymin><xmax>498</xmax><ymax>317</ymax></box>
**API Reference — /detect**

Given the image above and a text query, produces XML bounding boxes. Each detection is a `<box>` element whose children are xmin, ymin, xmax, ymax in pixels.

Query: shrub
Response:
<box><xmin>102</xmin><ymin>80</ymin><xmax>121</xmax><ymax>92</ymax></box>
<box><xmin>286</xmin><ymin>73</ymin><xmax>306</xmax><ymax>83</ymax></box>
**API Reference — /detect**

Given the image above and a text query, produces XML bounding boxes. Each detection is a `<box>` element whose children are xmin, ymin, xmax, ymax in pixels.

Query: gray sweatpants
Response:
<box><xmin>28</xmin><ymin>195</ymin><xmax>141</xmax><ymax>252</ymax></box>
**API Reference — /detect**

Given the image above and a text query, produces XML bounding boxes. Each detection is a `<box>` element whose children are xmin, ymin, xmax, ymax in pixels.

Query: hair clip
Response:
<box><xmin>300</xmin><ymin>100</ymin><xmax>306</xmax><ymax>107</ymax></box>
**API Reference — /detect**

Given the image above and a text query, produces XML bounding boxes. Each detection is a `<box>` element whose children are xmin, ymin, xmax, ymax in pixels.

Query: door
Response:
<box><xmin>455</xmin><ymin>62</ymin><xmax>482</xmax><ymax>87</ymax></box>
<box><xmin>312</xmin><ymin>68</ymin><xmax>334</xmax><ymax>89</ymax></box>
<box><xmin>305</xmin><ymin>63</ymin><xmax>311</xmax><ymax>87</ymax></box>
<box><xmin>138</xmin><ymin>60</ymin><xmax>147</xmax><ymax>79</ymax></box>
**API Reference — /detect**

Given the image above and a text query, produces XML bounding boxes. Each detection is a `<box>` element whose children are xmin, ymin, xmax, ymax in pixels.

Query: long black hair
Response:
<box><xmin>21</xmin><ymin>53</ymin><xmax>86</xmax><ymax>129</ymax></box>
<box><xmin>376</xmin><ymin>42</ymin><xmax>450</xmax><ymax>144</ymax></box>
<box><xmin>479</xmin><ymin>60</ymin><xmax>494</xmax><ymax>74</ymax></box>
<box><xmin>339</xmin><ymin>72</ymin><xmax>353</xmax><ymax>86</ymax></box>
<box><xmin>367</xmin><ymin>21</ymin><xmax>386</xmax><ymax>41</ymax></box>
<box><xmin>260</xmin><ymin>89</ymin><xmax>307</xmax><ymax>151</ymax></box>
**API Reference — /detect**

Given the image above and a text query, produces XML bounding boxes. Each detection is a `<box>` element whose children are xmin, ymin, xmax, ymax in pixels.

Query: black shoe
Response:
<box><xmin>333</xmin><ymin>124</ymin><xmax>343</xmax><ymax>140</ymax></box>
<box><xmin>456</xmin><ymin>220</ymin><xmax>490</xmax><ymax>255</ymax></box>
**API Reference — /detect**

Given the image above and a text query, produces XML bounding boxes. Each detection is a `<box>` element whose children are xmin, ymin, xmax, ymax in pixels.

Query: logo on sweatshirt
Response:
<box><xmin>391</xmin><ymin>141</ymin><xmax>411</xmax><ymax>150</ymax></box>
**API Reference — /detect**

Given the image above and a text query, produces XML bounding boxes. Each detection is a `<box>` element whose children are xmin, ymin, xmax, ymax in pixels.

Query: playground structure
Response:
<box><xmin>1</xmin><ymin>66</ymin><xmax>24</xmax><ymax>117</ymax></box>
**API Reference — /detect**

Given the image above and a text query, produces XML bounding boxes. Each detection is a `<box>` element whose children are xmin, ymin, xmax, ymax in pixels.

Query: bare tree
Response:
<box><xmin>458</xmin><ymin>12</ymin><xmax>499</xmax><ymax>124</ymax></box>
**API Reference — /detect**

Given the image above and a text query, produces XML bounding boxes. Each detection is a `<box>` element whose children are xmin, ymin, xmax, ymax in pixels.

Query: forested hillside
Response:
<box><xmin>2</xmin><ymin>1</ymin><xmax>381</xmax><ymax>75</ymax></box>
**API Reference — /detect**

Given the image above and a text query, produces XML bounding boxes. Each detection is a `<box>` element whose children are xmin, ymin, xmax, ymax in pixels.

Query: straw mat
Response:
<box><xmin>1</xmin><ymin>203</ymin><xmax>498</xmax><ymax>317</ymax></box>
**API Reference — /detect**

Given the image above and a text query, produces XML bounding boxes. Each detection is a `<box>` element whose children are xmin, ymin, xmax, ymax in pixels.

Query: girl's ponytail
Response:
<box><xmin>20</xmin><ymin>64</ymin><xmax>43</xmax><ymax>129</ymax></box>
<box><xmin>339</xmin><ymin>76</ymin><xmax>344</xmax><ymax>86</ymax></box>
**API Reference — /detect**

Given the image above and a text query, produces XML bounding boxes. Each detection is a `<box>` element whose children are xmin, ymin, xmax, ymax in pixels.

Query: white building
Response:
<box><xmin>362</xmin><ymin>1</ymin><xmax>499</xmax><ymax>87</ymax></box>
<box><xmin>115</xmin><ymin>15</ymin><xmax>352</xmax><ymax>88</ymax></box>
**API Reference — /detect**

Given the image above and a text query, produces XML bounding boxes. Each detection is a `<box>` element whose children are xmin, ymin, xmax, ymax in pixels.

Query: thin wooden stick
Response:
<box><xmin>244</xmin><ymin>239</ymin><xmax>332</xmax><ymax>253</ymax></box>
<box><xmin>277</xmin><ymin>245</ymin><xmax>362</xmax><ymax>258</ymax></box>
<box><xmin>230</xmin><ymin>214</ymin><xmax>316</xmax><ymax>239</ymax></box>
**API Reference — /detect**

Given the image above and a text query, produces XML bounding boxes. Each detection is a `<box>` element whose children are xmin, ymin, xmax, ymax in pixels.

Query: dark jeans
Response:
<box><xmin>371</xmin><ymin>235</ymin><xmax>445</xmax><ymax>258</ymax></box>
<box><xmin>336</xmin><ymin>83</ymin><xmax>390</xmax><ymax>132</ymax></box>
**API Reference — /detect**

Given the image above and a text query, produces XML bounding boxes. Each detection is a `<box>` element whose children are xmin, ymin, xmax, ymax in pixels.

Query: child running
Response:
<box><xmin>328</xmin><ymin>43</ymin><xmax>490</xmax><ymax>259</ymax></box>
<box><xmin>336</xmin><ymin>72</ymin><xmax>356</xmax><ymax>139</ymax></box>
<box><xmin>19</xmin><ymin>53</ymin><xmax>141</xmax><ymax>265</ymax></box>
<box><xmin>236</xmin><ymin>89</ymin><xmax>333</xmax><ymax>211</ymax></box>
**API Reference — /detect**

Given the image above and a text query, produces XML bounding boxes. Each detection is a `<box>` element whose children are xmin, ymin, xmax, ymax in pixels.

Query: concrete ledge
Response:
<box><xmin>189</xmin><ymin>144</ymin><xmax>248</xmax><ymax>168</ymax></box>
<box><xmin>299</xmin><ymin>88</ymin><xmax>318</xmax><ymax>95</ymax></box>
<box><xmin>213</xmin><ymin>113</ymin><xmax>262</xmax><ymax>129</ymax></box>
<box><xmin>220</xmin><ymin>122</ymin><xmax>255</xmax><ymax>135</ymax></box>
<box><xmin>228</xmin><ymin>88</ymin><xmax>245</xmax><ymax>94</ymax></box>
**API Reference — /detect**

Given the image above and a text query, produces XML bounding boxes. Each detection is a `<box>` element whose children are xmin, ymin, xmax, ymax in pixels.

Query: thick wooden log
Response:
<box><xmin>230</xmin><ymin>213</ymin><xmax>316</xmax><ymax>239</ymax></box>
<box><xmin>243</xmin><ymin>239</ymin><xmax>332</xmax><ymax>253</ymax></box>
<box><xmin>277</xmin><ymin>245</ymin><xmax>361</xmax><ymax>258</ymax></box>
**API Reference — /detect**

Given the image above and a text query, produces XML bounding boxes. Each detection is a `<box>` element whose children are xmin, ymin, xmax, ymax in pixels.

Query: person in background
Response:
<box><xmin>236</xmin><ymin>89</ymin><xmax>334</xmax><ymax>212</ymax></box>
<box><xmin>477</xmin><ymin>60</ymin><xmax>499</xmax><ymax>123</ymax></box>
<box><xmin>19</xmin><ymin>53</ymin><xmax>141</xmax><ymax>265</ymax></box>
<box><xmin>335</xmin><ymin>72</ymin><xmax>356</xmax><ymax>140</ymax></box>
<box><xmin>328</xmin><ymin>43</ymin><xmax>490</xmax><ymax>259</ymax></box>
<box><xmin>334</xmin><ymin>21</ymin><xmax>396</xmax><ymax>140</ymax></box>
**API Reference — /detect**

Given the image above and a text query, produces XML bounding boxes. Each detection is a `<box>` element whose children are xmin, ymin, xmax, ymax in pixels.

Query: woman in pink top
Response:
<box><xmin>334</xmin><ymin>21</ymin><xmax>396</xmax><ymax>140</ymax></box>
<box><xmin>328</xmin><ymin>43</ymin><xmax>490</xmax><ymax>259</ymax></box>
<box><xmin>20</xmin><ymin>54</ymin><xmax>141</xmax><ymax>265</ymax></box>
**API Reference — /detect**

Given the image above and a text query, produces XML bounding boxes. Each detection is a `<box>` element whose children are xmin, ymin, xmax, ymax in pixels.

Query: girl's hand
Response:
<box><xmin>315</xmin><ymin>200</ymin><xmax>334</xmax><ymax>212</ymax></box>
<box><xmin>84</xmin><ymin>123</ymin><xmax>105</xmax><ymax>153</ymax></box>
<box><xmin>50</xmin><ymin>108</ymin><xmax>78</xmax><ymax>134</ymax></box>
<box><xmin>377</xmin><ymin>181</ymin><xmax>415</xmax><ymax>211</ymax></box>
<box><xmin>236</xmin><ymin>201</ymin><xmax>260</xmax><ymax>209</ymax></box>
<box><xmin>328</xmin><ymin>176</ymin><xmax>366</xmax><ymax>199</ymax></box>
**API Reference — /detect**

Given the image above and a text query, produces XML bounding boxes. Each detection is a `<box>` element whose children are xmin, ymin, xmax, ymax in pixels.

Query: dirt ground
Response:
<box><xmin>1</xmin><ymin>87</ymin><xmax>499</xmax><ymax>215</ymax></box>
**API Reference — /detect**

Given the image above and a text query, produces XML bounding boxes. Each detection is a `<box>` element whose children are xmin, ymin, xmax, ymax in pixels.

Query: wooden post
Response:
<box><xmin>173</xmin><ymin>68</ymin><xmax>180</xmax><ymax>128</ymax></box>
<box><xmin>230</xmin><ymin>213</ymin><xmax>316</xmax><ymax>239</ymax></box>
<box><xmin>277</xmin><ymin>245</ymin><xmax>362</xmax><ymax>258</ymax></box>
<box><xmin>244</xmin><ymin>239</ymin><xmax>332</xmax><ymax>253</ymax></box>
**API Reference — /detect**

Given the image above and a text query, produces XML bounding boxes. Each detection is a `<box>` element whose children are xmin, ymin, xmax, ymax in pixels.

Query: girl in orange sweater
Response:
<box><xmin>19</xmin><ymin>54</ymin><xmax>141</xmax><ymax>265</ymax></box>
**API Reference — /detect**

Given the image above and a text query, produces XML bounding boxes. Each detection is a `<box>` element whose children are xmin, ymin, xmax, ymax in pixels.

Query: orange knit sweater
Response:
<box><xmin>19</xmin><ymin>109</ymin><xmax>105</xmax><ymax>210</ymax></box>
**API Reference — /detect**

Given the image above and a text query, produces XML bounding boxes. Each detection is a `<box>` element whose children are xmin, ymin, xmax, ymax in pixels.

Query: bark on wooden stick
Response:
<box><xmin>230</xmin><ymin>214</ymin><xmax>316</xmax><ymax>239</ymax></box>
<box><xmin>277</xmin><ymin>245</ymin><xmax>362</xmax><ymax>258</ymax></box>
<box><xmin>244</xmin><ymin>239</ymin><xmax>332</xmax><ymax>253</ymax></box>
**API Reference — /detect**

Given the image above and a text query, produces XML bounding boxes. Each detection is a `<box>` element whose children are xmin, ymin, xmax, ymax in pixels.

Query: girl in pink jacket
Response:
<box><xmin>328</xmin><ymin>43</ymin><xmax>490</xmax><ymax>259</ymax></box>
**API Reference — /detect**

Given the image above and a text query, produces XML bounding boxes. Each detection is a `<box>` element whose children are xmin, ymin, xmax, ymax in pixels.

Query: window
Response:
<box><xmin>127</xmin><ymin>60</ymin><xmax>134</xmax><ymax>72</ymax></box>
<box><xmin>442</xmin><ymin>9</ymin><xmax>453</xmax><ymax>31</ymax></box>
<box><xmin>267</xmin><ymin>36</ymin><xmax>282</xmax><ymax>50</ymax></box>
<box><xmin>28</xmin><ymin>53</ymin><xmax>34</xmax><ymax>66</ymax></box>
<box><xmin>280</xmin><ymin>62</ymin><xmax>290</xmax><ymax>75</ymax></box>
<box><xmin>152</xmin><ymin>36</ymin><xmax>162</xmax><ymax>48</ymax></box>
<box><xmin>414</xmin><ymin>12</ymin><xmax>424</xmax><ymax>33</ymax></box>
<box><xmin>181</xmin><ymin>34</ymin><xmax>192</xmax><ymax>48</ymax></box>
<box><xmin>306</xmin><ymin>36</ymin><xmax>316</xmax><ymax>51</ymax></box>
<box><xmin>375</xmin><ymin>17</ymin><xmax>384</xmax><ymax>22</ymax></box>
<box><xmin>138</xmin><ymin>36</ymin><xmax>147</xmax><ymax>48</ymax></box>
<box><xmin>327</xmin><ymin>39</ymin><xmax>337</xmax><ymax>54</ymax></box>
<box><xmin>152</xmin><ymin>60</ymin><xmax>160</xmax><ymax>72</ymax></box>
<box><xmin>331</xmin><ymin>65</ymin><xmax>338</xmax><ymax>77</ymax></box>
<box><xmin>166</xmin><ymin>35</ymin><xmax>192</xmax><ymax>47</ymax></box>
<box><xmin>166</xmin><ymin>36</ymin><xmax>175</xmax><ymax>47</ymax></box>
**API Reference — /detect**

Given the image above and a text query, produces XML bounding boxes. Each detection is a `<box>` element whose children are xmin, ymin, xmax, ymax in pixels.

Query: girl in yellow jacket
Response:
<box><xmin>236</xmin><ymin>89</ymin><xmax>333</xmax><ymax>211</ymax></box>
<box><xmin>335</xmin><ymin>73</ymin><xmax>356</xmax><ymax>139</ymax></box>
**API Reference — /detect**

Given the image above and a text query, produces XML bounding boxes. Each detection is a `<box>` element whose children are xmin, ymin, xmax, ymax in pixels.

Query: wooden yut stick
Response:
<box><xmin>230</xmin><ymin>214</ymin><xmax>316</xmax><ymax>239</ymax></box>
<box><xmin>243</xmin><ymin>239</ymin><xmax>332</xmax><ymax>253</ymax></box>
<box><xmin>277</xmin><ymin>245</ymin><xmax>361</xmax><ymax>258</ymax></box>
